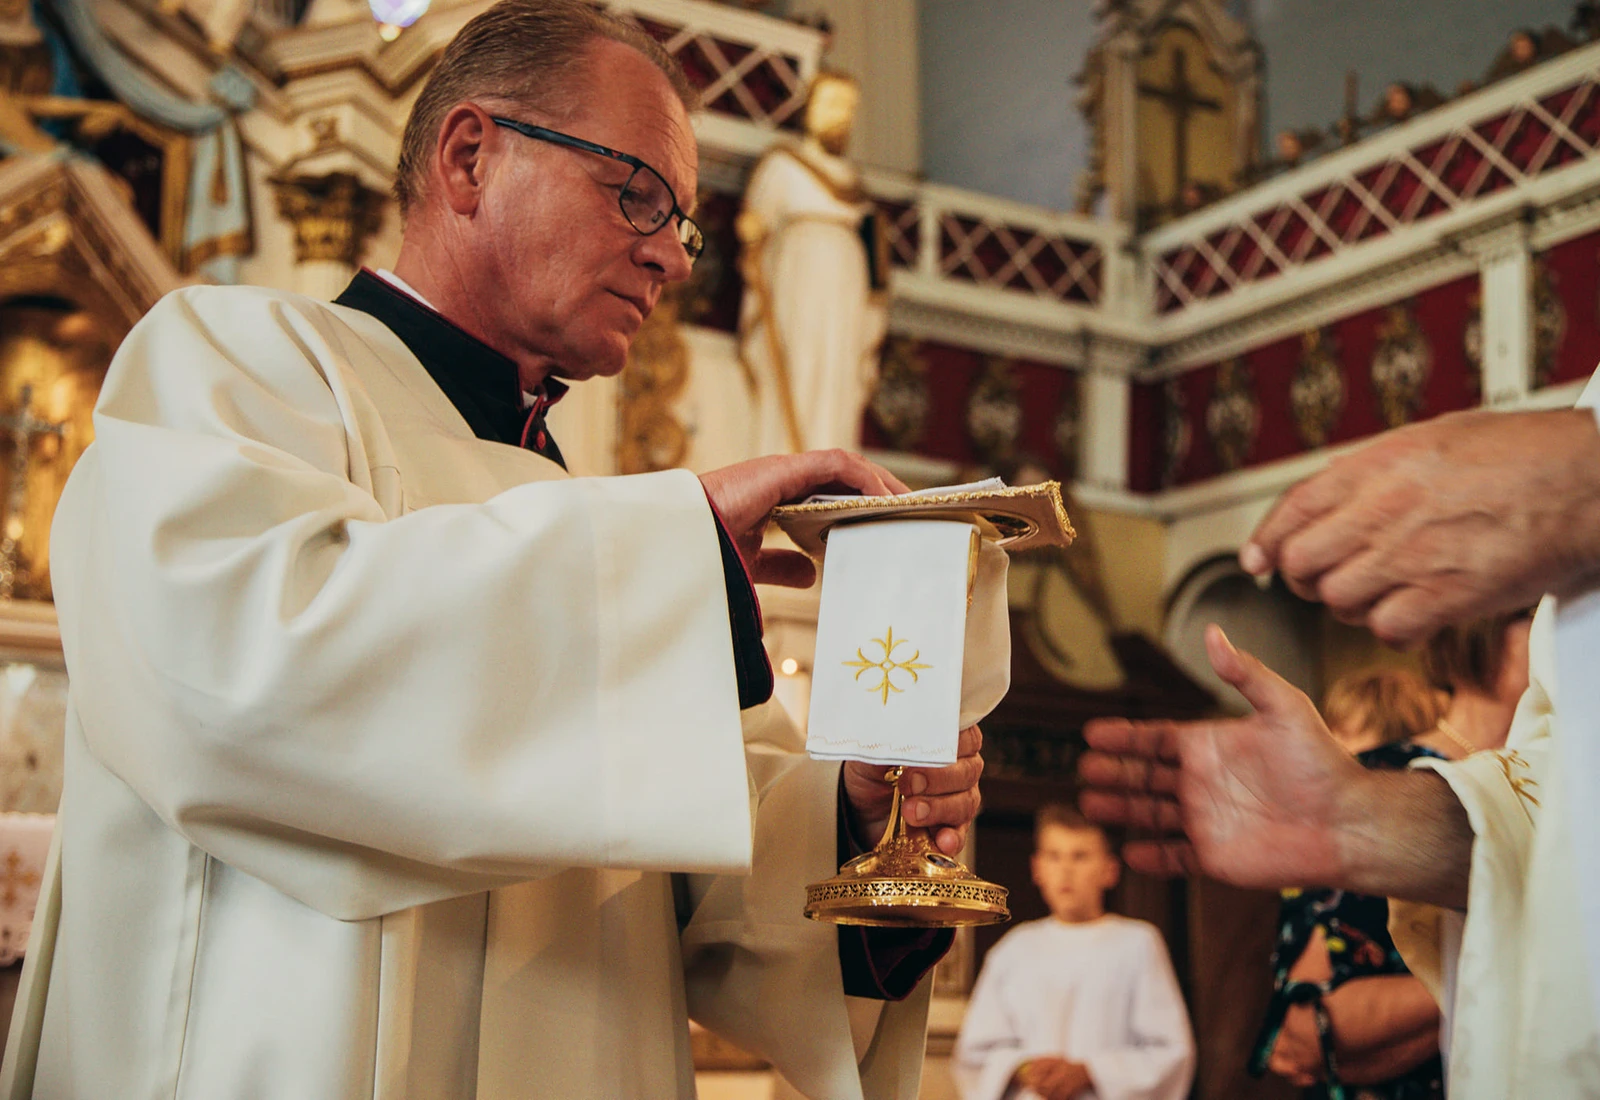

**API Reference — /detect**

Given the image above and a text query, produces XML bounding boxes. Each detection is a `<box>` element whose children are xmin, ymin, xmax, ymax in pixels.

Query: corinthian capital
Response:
<box><xmin>270</xmin><ymin>172</ymin><xmax>386</xmax><ymax>266</ymax></box>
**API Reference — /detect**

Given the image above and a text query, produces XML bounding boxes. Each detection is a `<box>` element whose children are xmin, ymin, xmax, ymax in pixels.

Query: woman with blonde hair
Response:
<box><xmin>1253</xmin><ymin>666</ymin><xmax>1446</xmax><ymax>1100</ymax></box>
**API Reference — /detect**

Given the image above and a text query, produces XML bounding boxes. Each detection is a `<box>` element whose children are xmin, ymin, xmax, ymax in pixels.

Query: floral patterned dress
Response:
<box><xmin>1248</xmin><ymin>741</ymin><xmax>1447</xmax><ymax>1100</ymax></box>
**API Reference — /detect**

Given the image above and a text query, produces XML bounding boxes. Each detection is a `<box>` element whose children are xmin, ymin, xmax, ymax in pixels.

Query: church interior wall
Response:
<box><xmin>917</xmin><ymin>0</ymin><xmax>1096</xmax><ymax>210</ymax></box>
<box><xmin>789</xmin><ymin>0</ymin><xmax>920</xmax><ymax>175</ymax></box>
<box><xmin>236</xmin><ymin>152</ymin><xmax>300</xmax><ymax>291</ymax></box>
<box><xmin>1135</xmin><ymin>272</ymin><xmax>1481</xmax><ymax>490</ymax></box>
<box><xmin>1541</xmin><ymin>223</ymin><xmax>1600</xmax><ymax>387</ymax></box>
<box><xmin>1074</xmin><ymin>506</ymin><xmax>1166</xmax><ymax>638</ymax></box>
<box><xmin>857</xmin><ymin>340</ymin><xmax>1081</xmax><ymax>484</ymax></box>
<box><xmin>1252</xmin><ymin>0</ymin><xmax>1575</xmax><ymax>145</ymax></box>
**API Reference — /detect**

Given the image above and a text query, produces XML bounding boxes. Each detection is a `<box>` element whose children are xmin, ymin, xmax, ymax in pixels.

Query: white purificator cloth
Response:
<box><xmin>806</xmin><ymin>517</ymin><xmax>1010</xmax><ymax>767</ymax></box>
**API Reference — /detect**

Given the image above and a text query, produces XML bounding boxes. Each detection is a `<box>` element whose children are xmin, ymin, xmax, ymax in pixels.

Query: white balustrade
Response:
<box><xmin>1143</xmin><ymin>41</ymin><xmax>1600</xmax><ymax>324</ymax></box>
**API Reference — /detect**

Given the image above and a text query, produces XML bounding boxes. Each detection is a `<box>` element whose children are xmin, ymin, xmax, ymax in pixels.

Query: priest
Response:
<box><xmin>0</xmin><ymin>3</ymin><xmax>988</xmax><ymax>1097</ymax></box>
<box><xmin>1077</xmin><ymin>393</ymin><xmax>1600</xmax><ymax>1098</ymax></box>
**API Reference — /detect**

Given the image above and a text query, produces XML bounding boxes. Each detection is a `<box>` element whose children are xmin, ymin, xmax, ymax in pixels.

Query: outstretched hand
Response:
<box><xmin>1078</xmin><ymin>626</ymin><xmax>1364</xmax><ymax>890</ymax></box>
<box><xmin>700</xmin><ymin>449</ymin><xmax>909</xmax><ymax>588</ymax></box>
<box><xmin>1240</xmin><ymin>407</ymin><xmax>1600</xmax><ymax>644</ymax></box>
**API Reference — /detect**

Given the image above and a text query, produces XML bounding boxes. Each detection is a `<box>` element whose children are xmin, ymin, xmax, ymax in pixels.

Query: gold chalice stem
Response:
<box><xmin>880</xmin><ymin>765</ymin><xmax>908</xmax><ymax>843</ymax></box>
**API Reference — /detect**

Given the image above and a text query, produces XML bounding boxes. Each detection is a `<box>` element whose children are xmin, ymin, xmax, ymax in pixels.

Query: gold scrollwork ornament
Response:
<box><xmin>1371</xmin><ymin>304</ymin><xmax>1432</xmax><ymax>429</ymax></box>
<box><xmin>1161</xmin><ymin>377</ymin><xmax>1191</xmax><ymax>488</ymax></box>
<box><xmin>1290</xmin><ymin>328</ymin><xmax>1345</xmax><ymax>448</ymax></box>
<box><xmin>1533</xmin><ymin>257</ymin><xmax>1566</xmax><ymax>389</ymax></box>
<box><xmin>1205</xmin><ymin>358</ymin><xmax>1259</xmax><ymax>472</ymax></box>
<box><xmin>868</xmin><ymin>336</ymin><xmax>930</xmax><ymax>452</ymax></box>
<box><xmin>966</xmin><ymin>356</ymin><xmax>1023</xmax><ymax>466</ymax></box>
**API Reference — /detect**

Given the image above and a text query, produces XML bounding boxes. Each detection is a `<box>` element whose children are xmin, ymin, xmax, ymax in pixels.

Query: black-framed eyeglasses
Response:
<box><xmin>491</xmin><ymin>116</ymin><xmax>704</xmax><ymax>264</ymax></box>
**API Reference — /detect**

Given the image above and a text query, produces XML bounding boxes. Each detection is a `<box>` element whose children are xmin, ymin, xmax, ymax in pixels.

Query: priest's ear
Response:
<box><xmin>433</xmin><ymin>103</ymin><xmax>496</xmax><ymax>216</ymax></box>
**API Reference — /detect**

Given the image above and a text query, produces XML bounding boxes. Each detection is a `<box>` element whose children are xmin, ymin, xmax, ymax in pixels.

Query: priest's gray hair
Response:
<box><xmin>394</xmin><ymin>0</ymin><xmax>697</xmax><ymax>217</ymax></box>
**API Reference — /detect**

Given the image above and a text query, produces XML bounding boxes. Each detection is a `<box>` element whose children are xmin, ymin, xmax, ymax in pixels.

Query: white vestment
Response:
<box><xmin>1390</xmin><ymin>377</ymin><xmax>1600</xmax><ymax>1097</ymax></box>
<box><xmin>0</xmin><ymin>286</ymin><xmax>932</xmax><ymax>1099</ymax></box>
<box><xmin>738</xmin><ymin>140</ymin><xmax>888</xmax><ymax>455</ymax></box>
<box><xmin>951</xmin><ymin>916</ymin><xmax>1194</xmax><ymax>1100</ymax></box>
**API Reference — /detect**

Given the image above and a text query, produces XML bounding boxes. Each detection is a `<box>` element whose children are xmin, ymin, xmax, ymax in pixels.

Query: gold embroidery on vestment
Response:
<box><xmin>843</xmin><ymin>626</ymin><xmax>932</xmax><ymax>705</ymax></box>
<box><xmin>1495</xmin><ymin>749</ymin><xmax>1541</xmax><ymax>819</ymax></box>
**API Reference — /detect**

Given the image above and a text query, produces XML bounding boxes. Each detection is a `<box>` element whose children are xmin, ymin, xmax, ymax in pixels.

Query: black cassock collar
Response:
<box><xmin>334</xmin><ymin>269</ymin><xmax>568</xmax><ymax>469</ymax></box>
<box><xmin>335</xmin><ymin>271</ymin><xmax>775</xmax><ymax>711</ymax></box>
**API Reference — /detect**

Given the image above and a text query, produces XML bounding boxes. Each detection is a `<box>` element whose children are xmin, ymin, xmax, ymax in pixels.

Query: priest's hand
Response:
<box><xmin>700</xmin><ymin>450</ymin><xmax>909</xmax><ymax>588</ymax></box>
<box><xmin>1241</xmin><ymin>406</ymin><xmax>1600</xmax><ymax>645</ymax></box>
<box><xmin>1077</xmin><ymin>625</ymin><xmax>1473</xmax><ymax>907</ymax></box>
<box><xmin>842</xmin><ymin>725</ymin><xmax>983</xmax><ymax>855</ymax></box>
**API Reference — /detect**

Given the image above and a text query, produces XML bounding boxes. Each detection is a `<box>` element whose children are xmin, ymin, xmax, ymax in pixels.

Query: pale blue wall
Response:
<box><xmin>1253</xmin><ymin>0</ymin><xmax>1575</xmax><ymax>140</ymax></box>
<box><xmin>919</xmin><ymin>0</ymin><xmax>1097</xmax><ymax>211</ymax></box>
<box><xmin>918</xmin><ymin>0</ymin><xmax>1580</xmax><ymax>212</ymax></box>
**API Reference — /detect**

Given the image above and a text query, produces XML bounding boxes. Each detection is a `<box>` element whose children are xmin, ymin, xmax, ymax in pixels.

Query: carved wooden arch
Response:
<box><xmin>0</xmin><ymin>154</ymin><xmax>186</xmax><ymax>338</ymax></box>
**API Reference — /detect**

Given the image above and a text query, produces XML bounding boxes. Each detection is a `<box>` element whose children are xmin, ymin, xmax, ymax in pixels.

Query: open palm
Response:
<box><xmin>1079</xmin><ymin>625</ymin><xmax>1364</xmax><ymax>891</ymax></box>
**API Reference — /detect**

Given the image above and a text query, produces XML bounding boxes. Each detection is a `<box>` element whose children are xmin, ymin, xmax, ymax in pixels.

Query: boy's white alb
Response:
<box><xmin>806</xmin><ymin>518</ymin><xmax>1010</xmax><ymax>767</ymax></box>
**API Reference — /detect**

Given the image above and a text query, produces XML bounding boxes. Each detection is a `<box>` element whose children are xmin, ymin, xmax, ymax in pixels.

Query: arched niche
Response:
<box><xmin>1163</xmin><ymin>553</ymin><xmax>1321</xmax><ymax>714</ymax></box>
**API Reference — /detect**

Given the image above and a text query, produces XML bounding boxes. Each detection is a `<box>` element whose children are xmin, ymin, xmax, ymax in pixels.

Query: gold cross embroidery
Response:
<box><xmin>1494</xmin><ymin>749</ymin><xmax>1541</xmax><ymax>821</ymax></box>
<box><xmin>842</xmin><ymin>626</ymin><xmax>932</xmax><ymax>706</ymax></box>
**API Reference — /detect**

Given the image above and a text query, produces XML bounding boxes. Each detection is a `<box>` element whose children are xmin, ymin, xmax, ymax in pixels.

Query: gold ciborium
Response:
<box><xmin>804</xmin><ymin>766</ymin><xmax>1009</xmax><ymax>928</ymax></box>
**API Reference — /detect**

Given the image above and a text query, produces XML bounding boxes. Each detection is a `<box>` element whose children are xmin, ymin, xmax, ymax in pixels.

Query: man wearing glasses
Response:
<box><xmin>5</xmin><ymin>2</ymin><xmax>985</xmax><ymax>1096</ymax></box>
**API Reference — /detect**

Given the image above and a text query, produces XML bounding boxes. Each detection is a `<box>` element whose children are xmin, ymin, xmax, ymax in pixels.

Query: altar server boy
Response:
<box><xmin>954</xmin><ymin>806</ymin><xmax>1194</xmax><ymax>1100</ymax></box>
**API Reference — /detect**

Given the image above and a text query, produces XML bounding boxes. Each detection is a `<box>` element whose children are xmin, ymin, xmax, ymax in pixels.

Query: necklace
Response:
<box><xmin>1433</xmin><ymin>717</ymin><xmax>1478</xmax><ymax>758</ymax></box>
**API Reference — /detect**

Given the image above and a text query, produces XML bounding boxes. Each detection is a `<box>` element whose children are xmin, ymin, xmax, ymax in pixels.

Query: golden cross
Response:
<box><xmin>843</xmin><ymin>626</ymin><xmax>932</xmax><ymax>705</ymax></box>
<box><xmin>1136</xmin><ymin>47</ymin><xmax>1224</xmax><ymax>201</ymax></box>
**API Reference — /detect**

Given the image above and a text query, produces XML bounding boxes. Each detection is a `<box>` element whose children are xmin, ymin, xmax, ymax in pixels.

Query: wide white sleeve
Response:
<box><xmin>49</xmin><ymin>287</ymin><xmax>753</xmax><ymax>921</ymax></box>
<box><xmin>1080</xmin><ymin>928</ymin><xmax>1195</xmax><ymax>1100</ymax></box>
<box><xmin>1391</xmin><ymin>601</ymin><xmax>1554</xmax><ymax>1098</ymax></box>
<box><xmin>951</xmin><ymin>936</ymin><xmax>1033</xmax><ymax>1100</ymax></box>
<box><xmin>679</xmin><ymin>699</ymin><xmax>932</xmax><ymax>1100</ymax></box>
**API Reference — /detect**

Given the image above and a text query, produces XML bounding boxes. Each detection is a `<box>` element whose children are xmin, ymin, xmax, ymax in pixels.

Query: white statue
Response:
<box><xmin>737</xmin><ymin>71</ymin><xmax>888</xmax><ymax>455</ymax></box>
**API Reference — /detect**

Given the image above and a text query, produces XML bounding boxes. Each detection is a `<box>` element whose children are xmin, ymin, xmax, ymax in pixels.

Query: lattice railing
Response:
<box><xmin>871</xmin><ymin>182</ymin><xmax>1118</xmax><ymax>308</ymax></box>
<box><xmin>603</xmin><ymin>0</ymin><xmax>822</xmax><ymax>131</ymax></box>
<box><xmin>1148</xmin><ymin>43</ymin><xmax>1600</xmax><ymax>313</ymax></box>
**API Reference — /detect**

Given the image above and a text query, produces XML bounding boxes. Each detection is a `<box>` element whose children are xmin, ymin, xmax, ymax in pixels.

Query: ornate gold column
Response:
<box><xmin>270</xmin><ymin>172</ymin><xmax>386</xmax><ymax>301</ymax></box>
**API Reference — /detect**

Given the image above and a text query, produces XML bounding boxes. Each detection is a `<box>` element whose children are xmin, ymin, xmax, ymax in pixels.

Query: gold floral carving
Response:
<box><xmin>1462</xmin><ymin>291</ymin><xmax>1484</xmax><ymax>402</ymax></box>
<box><xmin>1290</xmin><ymin>328</ymin><xmax>1345</xmax><ymax>448</ymax></box>
<box><xmin>1161</xmin><ymin>377</ymin><xmax>1191</xmax><ymax>488</ymax></box>
<box><xmin>1053</xmin><ymin>377</ymin><xmax>1081</xmax><ymax>478</ymax></box>
<box><xmin>868</xmin><ymin>336</ymin><xmax>930</xmax><ymax>452</ymax></box>
<box><xmin>617</xmin><ymin>292</ymin><xmax>690</xmax><ymax>475</ymax></box>
<box><xmin>966</xmin><ymin>355</ymin><xmax>1022</xmax><ymax>465</ymax></box>
<box><xmin>270</xmin><ymin>172</ymin><xmax>386</xmax><ymax>266</ymax></box>
<box><xmin>16</xmin><ymin>98</ymin><xmax>192</xmax><ymax>269</ymax></box>
<box><xmin>1371</xmin><ymin>303</ymin><xmax>1432</xmax><ymax>428</ymax></box>
<box><xmin>1205</xmin><ymin>358</ymin><xmax>1258</xmax><ymax>472</ymax></box>
<box><xmin>1532</xmin><ymin>256</ymin><xmax>1566</xmax><ymax>389</ymax></box>
<box><xmin>0</xmin><ymin>174</ymin><xmax>146</xmax><ymax>333</ymax></box>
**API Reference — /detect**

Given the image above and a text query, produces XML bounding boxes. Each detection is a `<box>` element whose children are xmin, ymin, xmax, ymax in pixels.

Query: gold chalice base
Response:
<box><xmin>804</xmin><ymin>768</ymin><xmax>1009</xmax><ymax>928</ymax></box>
